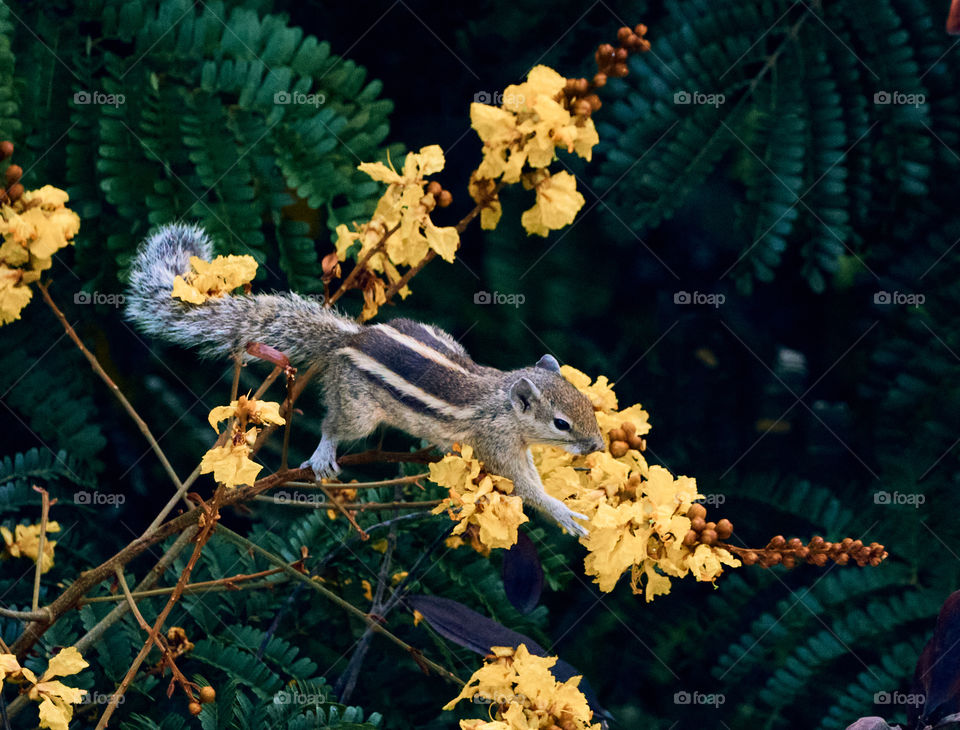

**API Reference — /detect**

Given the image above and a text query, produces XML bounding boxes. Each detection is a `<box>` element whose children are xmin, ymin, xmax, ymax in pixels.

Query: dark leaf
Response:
<box><xmin>501</xmin><ymin>531</ymin><xmax>543</xmax><ymax>614</ymax></box>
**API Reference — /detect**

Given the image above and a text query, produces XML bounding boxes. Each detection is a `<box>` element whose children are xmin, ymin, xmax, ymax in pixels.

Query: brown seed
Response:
<box><xmin>635</xmin><ymin>23</ymin><xmax>648</xmax><ymax>36</ymax></box>
<box><xmin>199</xmin><ymin>686</ymin><xmax>216</xmax><ymax>703</ymax></box>
<box><xmin>705</xmin><ymin>521</ymin><xmax>716</xmax><ymax>531</ymax></box>
<box><xmin>622</xmin><ymin>421</ymin><xmax>637</xmax><ymax>436</ymax></box>
<box><xmin>610</xmin><ymin>440</ymin><xmax>629</xmax><ymax>458</ymax></box>
<box><xmin>687</xmin><ymin>503</ymin><xmax>707</xmax><ymax>520</ymax></box>
<box><xmin>795</xmin><ymin>546</ymin><xmax>809</xmax><ymax>559</ymax></box>
<box><xmin>597</xmin><ymin>43</ymin><xmax>615</xmax><ymax>58</ymax></box>
<box><xmin>627</xmin><ymin>434</ymin><xmax>645</xmax><ymax>450</ymax></box>
<box><xmin>812</xmin><ymin>552</ymin><xmax>828</xmax><ymax>566</ymax></box>
<box><xmin>810</xmin><ymin>536</ymin><xmax>824</xmax><ymax>547</ymax></box>
<box><xmin>609</xmin><ymin>428</ymin><xmax>627</xmax><ymax>442</ymax></box>
<box><xmin>188</xmin><ymin>702</ymin><xmax>203</xmax><ymax>716</ymax></box>
<box><xmin>593</xmin><ymin>72</ymin><xmax>607</xmax><ymax>88</ymax></box>
<box><xmin>768</xmin><ymin>535</ymin><xmax>786</xmax><ymax>549</ymax></box>
<box><xmin>700</xmin><ymin>529</ymin><xmax>717</xmax><ymax>545</ymax></box>
<box><xmin>7</xmin><ymin>183</ymin><xmax>23</xmax><ymax>201</ymax></box>
<box><xmin>574</xmin><ymin>99</ymin><xmax>592</xmax><ymax>117</ymax></box>
<box><xmin>715</xmin><ymin>519</ymin><xmax>733</xmax><ymax>539</ymax></box>
<box><xmin>767</xmin><ymin>552</ymin><xmax>782</xmax><ymax>566</ymax></box>
<box><xmin>611</xmin><ymin>62</ymin><xmax>629</xmax><ymax>78</ymax></box>
<box><xmin>742</xmin><ymin>551</ymin><xmax>757</xmax><ymax>565</ymax></box>
<box><xmin>617</xmin><ymin>26</ymin><xmax>633</xmax><ymax>44</ymax></box>
<box><xmin>5</xmin><ymin>164</ymin><xmax>22</xmax><ymax>185</ymax></box>
<box><xmin>836</xmin><ymin>552</ymin><xmax>850</xmax><ymax>565</ymax></box>
<box><xmin>782</xmin><ymin>555</ymin><xmax>797</xmax><ymax>569</ymax></box>
<box><xmin>576</xmin><ymin>78</ymin><xmax>589</xmax><ymax>95</ymax></box>
<box><xmin>690</xmin><ymin>516</ymin><xmax>706</xmax><ymax>532</ymax></box>
<box><xmin>427</xmin><ymin>181</ymin><xmax>442</xmax><ymax>196</ymax></box>
<box><xmin>0</xmin><ymin>141</ymin><xmax>13</xmax><ymax>159</ymax></box>
<box><xmin>683</xmin><ymin>529</ymin><xmax>698</xmax><ymax>547</ymax></box>
<box><xmin>615</xmin><ymin>47</ymin><xmax>629</xmax><ymax>62</ymax></box>
<box><xmin>787</xmin><ymin>538</ymin><xmax>803</xmax><ymax>550</ymax></box>
<box><xmin>437</xmin><ymin>190</ymin><xmax>453</xmax><ymax>208</ymax></box>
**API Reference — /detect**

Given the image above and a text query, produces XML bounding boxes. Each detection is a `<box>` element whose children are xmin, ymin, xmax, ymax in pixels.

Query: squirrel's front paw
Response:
<box><xmin>555</xmin><ymin>507</ymin><xmax>589</xmax><ymax>538</ymax></box>
<box><xmin>301</xmin><ymin>437</ymin><xmax>341</xmax><ymax>480</ymax></box>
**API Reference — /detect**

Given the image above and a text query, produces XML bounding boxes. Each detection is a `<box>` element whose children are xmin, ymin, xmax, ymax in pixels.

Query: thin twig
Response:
<box><xmin>30</xmin><ymin>487</ymin><xmax>51</xmax><ymax>612</ymax></box>
<box><xmin>37</xmin><ymin>282</ymin><xmax>187</xmax><ymax>504</ymax></box>
<box><xmin>283</xmin><ymin>472</ymin><xmax>429</xmax><ymax>489</ymax></box>
<box><xmin>327</xmin><ymin>222</ymin><xmax>402</xmax><ymax>306</ymax></box>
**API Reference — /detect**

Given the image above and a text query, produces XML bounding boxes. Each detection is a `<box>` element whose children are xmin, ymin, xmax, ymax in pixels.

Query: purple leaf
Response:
<box><xmin>502</xmin><ymin>531</ymin><xmax>543</xmax><ymax>614</ymax></box>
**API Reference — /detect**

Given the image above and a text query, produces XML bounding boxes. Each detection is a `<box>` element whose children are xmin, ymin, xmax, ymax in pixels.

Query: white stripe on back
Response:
<box><xmin>371</xmin><ymin>324</ymin><xmax>471</xmax><ymax>375</ymax></box>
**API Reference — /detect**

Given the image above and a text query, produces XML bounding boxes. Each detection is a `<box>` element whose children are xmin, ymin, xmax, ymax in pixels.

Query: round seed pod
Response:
<box><xmin>610</xmin><ymin>440</ymin><xmax>629</xmax><ymax>458</ymax></box>
<box><xmin>700</xmin><ymin>529</ymin><xmax>717</xmax><ymax>545</ymax></box>
<box><xmin>715</xmin><ymin>519</ymin><xmax>733</xmax><ymax>539</ymax></box>
<box><xmin>189</xmin><ymin>702</ymin><xmax>203</xmax><ymax>716</ymax></box>
<box><xmin>627</xmin><ymin>434</ymin><xmax>645</xmax><ymax>450</ymax></box>
<box><xmin>199</xmin><ymin>687</ymin><xmax>216</xmax><ymax>703</ymax></box>
<box><xmin>682</xmin><ymin>530</ymin><xmax>698</xmax><ymax>547</ymax></box>
<box><xmin>622</xmin><ymin>421</ymin><xmax>637</xmax><ymax>436</ymax></box>
<box><xmin>0</xmin><ymin>141</ymin><xmax>13</xmax><ymax>159</ymax></box>
<box><xmin>690</xmin><ymin>516</ymin><xmax>706</xmax><ymax>532</ymax></box>
<box><xmin>437</xmin><ymin>190</ymin><xmax>453</xmax><ymax>207</ymax></box>
<box><xmin>609</xmin><ymin>428</ymin><xmax>627</xmax><ymax>442</ymax></box>
<box><xmin>687</xmin><ymin>503</ymin><xmax>707</xmax><ymax>520</ymax></box>
<box><xmin>5</xmin><ymin>164</ymin><xmax>22</xmax><ymax>185</ymax></box>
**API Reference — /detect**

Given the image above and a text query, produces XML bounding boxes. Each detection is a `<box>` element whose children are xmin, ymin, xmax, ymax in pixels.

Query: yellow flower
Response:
<box><xmin>445</xmin><ymin>644</ymin><xmax>600</xmax><ymax>730</ymax></box>
<box><xmin>431</xmin><ymin>447</ymin><xmax>528</xmax><ymax>551</ymax></box>
<box><xmin>1</xmin><ymin>521</ymin><xmax>61</xmax><ymax>573</ymax></box>
<box><xmin>206</xmin><ymin>395</ymin><xmax>285</xmax><ymax>432</ymax></box>
<box><xmin>20</xmin><ymin>646</ymin><xmax>88</xmax><ymax>730</ymax></box>
<box><xmin>0</xmin><ymin>185</ymin><xmax>80</xmax><ymax>325</ymax></box>
<box><xmin>171</xmin><ymin>253</ymin><xmax>258</xmax><ymax>304</ymax></box>
<box><xmin>520</xmin><ymin>171</ymin><xmax>585</xmax><ymax>237</ymax></box>
<box><xmin>0</xmin><ymin>653</ymin><xmax>22</xmax><ymax>684</ymax></box>
<box><xmin>199</xmin><ymin>440</ymin><xmax>263</xmax><ymax>488</ymax></box>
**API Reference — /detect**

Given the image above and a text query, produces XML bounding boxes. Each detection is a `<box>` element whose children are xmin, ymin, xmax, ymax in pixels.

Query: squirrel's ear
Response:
<box><xmin>510</xmin><ymin>377</ymin><xmax>541</xmax><ymax>412</ymax></box>
<box><xmin>535</xmin><ymin>354</ymin><xmax>561</xmax><ymax>372</ymax></box>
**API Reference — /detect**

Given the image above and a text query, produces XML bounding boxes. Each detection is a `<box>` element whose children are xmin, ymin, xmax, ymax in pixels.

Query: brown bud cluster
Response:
<box><xmin>608</xmin><ymin>420</ymin><xmax>646</xmax><ymax>457</ymax></box>
<box><xmin>425</xmin><ymin>180</ymin><xmax>453</xmax><ymax>209</ymax></box>
<box><xmin>560</xmin><ymin>24</ymin><xmax>651</xmax><ymax>119</ymax></box>
<box><xmin>198</xmin><ymin>686</ymin><xmax>216</xmax><ymax>704</ymax></box>
<box><xmin>0</xmin><ymin>141</ymin><xmax>23</xmax><ymax>204</ymax></box>
<box><xmin>733</xmin><ymin>535</ymin><xmax>888</xmax><ymax>569</ymax></box>
<box><xmin>682</xmin><ymin>502</ymin><xmax>734</xmax><ymax>548</ymax></box>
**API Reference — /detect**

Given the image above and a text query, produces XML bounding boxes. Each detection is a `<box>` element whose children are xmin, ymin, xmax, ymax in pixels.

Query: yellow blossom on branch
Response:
<box><xmin>445</xmin><ymin>644</ymin><xmax>600</xmax><ymax>730</ymax></box>
<box><xmin>1</xmin><ymin>520</ymin><xmax>60</xmax><ymax>573</ymax></box>
<box><xmin>430</xmin><ymin>446</ymin><xmax>528</xmax><ymax>553</ymax></box>
<box><xmin>200</xmin><ymin>395</ymin><xmax>285</xmax><ymax>488</ymax></box>
<box><xmin>0</xmin><ymin>185</ymin><xmax>80</xmax><ymax>325</ymax></box>
<box><xmin>335</xmin><ymin>145</ymin><xmax>460</xmax><ymax>320</ymax></box>
<box><xmin>3</xmin><ymin>646</ymin><xmax>89</xmax><ymax>730</ymax></box>
<box><xmin>171</xmin><ymin>253</ymin><xmax>258</xmax><ymax>304</ymax></box>
<box><xmin>519</xmin><ymin>170</ymin><xmax>586</xmax><ymax>238</ymax></box>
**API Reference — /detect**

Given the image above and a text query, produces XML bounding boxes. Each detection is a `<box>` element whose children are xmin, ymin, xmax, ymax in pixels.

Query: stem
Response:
<box><xmin>37</xmin><ymin>282</ymin><xmax>187</xmax><ymax>504</ymax></box>
<box><xmin>283</xmin><ymin>472</ymin><xmax>430</xmax><ymax>489</ymax></box>
<box><xmin>214</xmin><ymin>525</ymin><xmax>463</xmax><ymax>686</ymax></box>
<box><xmin>81</xmin><ymin>567</ymin><xmax>287</xmax><ymax>604</ymax></box>
<box><xmin>30</xmin><ymin>487</ymin><xmax>51</xmax><ymax>611</ymax></box>
<box><xmin>327</xmin><ymin>222</ymin><xmax>401</xmax><ymax>306</ymax></box>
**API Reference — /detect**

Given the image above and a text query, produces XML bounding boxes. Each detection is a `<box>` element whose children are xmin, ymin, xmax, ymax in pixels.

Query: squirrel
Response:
<box><xmin>125</xmin><ymin>223</ymin><xmax>604</xmax><ymax>536</ymax></box>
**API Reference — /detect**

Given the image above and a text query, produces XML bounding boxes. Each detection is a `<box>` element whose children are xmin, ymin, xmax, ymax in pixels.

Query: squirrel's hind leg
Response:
<box><xmin>301</xmin><ymin>386</ymin><xmax>383</xmax><ymax>479</ymax></box>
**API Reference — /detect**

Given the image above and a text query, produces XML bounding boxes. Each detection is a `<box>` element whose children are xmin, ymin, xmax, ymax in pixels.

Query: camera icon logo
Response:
<box><xmin>74</xmin><ymin>291</ymin><xmax>91</xmax><ymax>304</ymax></box>
<box><xmin>474</xmin><ymin>291</ymin><xmax>492</xmax><ymax>305</ymax></box>
<box><xmin>674</xmin><ymin>291</ymin><xmax>691</xmax><ymax>304</ymax></box>
<box><xmin>873</xmin><ymin>291</ymin><xmax>891</xmax><ymax>304</ymax></box>
<box><xmin>74</xmin><ymin>491</ymin><xmax>91</xmax><ymax>504</ymax></box>
<box><xmin>73</xmin><ymin>90</ymin><xmax>91</xmax><ymax>105</ymax></box>
<box><xmin>274</xmin><ymin>491</ymin><xmax>291</xmax><ymax>504</ymax></box>
<box><xmin>473</xmin><ymin>91</ymin><xmax>491</xmax><ymax>104</ymax></box>
<box><xmin>674</xmin><ymin>691</ymin><xmax>691</xmax><ymax>704</ymax></box>
<box><xmin>874</xmin><ymin>491</ymin><xmax>891</xmax><ymax>505</ymax></box>
<box><xmin>274</xmin><ymin>90</ymin><xmax>291</xmax><ymax>105</ymax></box>
<box><xmin>674</xmin><ymin>90</ymin><xmax>691</xmax><ymax>104</ymax></box>
<box><xmin>874</xmin><ymin>691</ymin><xmax>891</xmax><ymax>704</ymax></box>
<box><xmin>874</xmin><ymin>91</ymin><xmax>891</xmax><ymax>104</ymax></box>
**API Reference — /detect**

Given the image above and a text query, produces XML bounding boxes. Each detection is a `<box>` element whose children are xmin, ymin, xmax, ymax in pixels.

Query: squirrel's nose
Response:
<box><xmin>589</xmin><ymin>437</ymin><xmax>604</xmax><ymax>453</ymax></box>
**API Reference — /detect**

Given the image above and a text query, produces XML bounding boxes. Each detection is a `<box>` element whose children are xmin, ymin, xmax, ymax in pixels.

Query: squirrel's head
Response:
<box><xmin>508</xmin><ymin>355</ymin><xmax>605</xmax><ymax>455</ymax></box>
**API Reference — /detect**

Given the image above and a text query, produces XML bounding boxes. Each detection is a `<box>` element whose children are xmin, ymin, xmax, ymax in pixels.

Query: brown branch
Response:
<box><xmin>31</xmin><ymin>486</ymin><xmax>52</xmax><ymax>611</ymax></box>
<box><xmin>327</xmin><ymin>222</ymin><xmax>401</xmax><ymax>306</ymax></box>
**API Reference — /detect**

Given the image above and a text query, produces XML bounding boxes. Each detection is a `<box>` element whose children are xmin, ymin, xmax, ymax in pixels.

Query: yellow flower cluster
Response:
<box><xmin>171</xmin><ymin>253</ymin><xmax>258</xmax><ymax>304</ymax></box>
<box><xmin>1</xmin><ymin>647</ymin><xmax>88</xmax><ymax>730</ymax></box>
<box><xmin>0</xmin><ymin>185</ymin><xmax>81</xmax><ymax>325</ymax></box>
<box><xmin>335</xmin><ymin>145</ymin><xmax>460</xmax><ymax>320</ymax></box>
<box><xmin>430</xmin><ymin>445</ymin><xmax>529</xmax><ymax>554</ymax></box>
<box><xmin>1</xmin><ymin>520</ymin><xmax>60</xmax><ymax>573</ymax></box>
<box><xmin>469</xmin><ymin>65</ymin><xmax>599</xmax><ymax>236</ymax></box>
<box><xmin>445</xmin><ymin>644</ymin><xmax>599</xmax><ymax>730</ymax></box>
<box><xmin>534</xmin><ymin>366</ymin><xmax>741</xmax><ymax>601</ymax></box>
<box><xmin>200</xmin><ymin>395</ymin><xmax>285</xmax><ymax>488</ymax></box>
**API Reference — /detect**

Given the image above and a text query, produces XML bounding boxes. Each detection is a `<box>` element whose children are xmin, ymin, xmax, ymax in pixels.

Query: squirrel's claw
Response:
<box><xmin>302</xmin><ymin>436</ymin><xmax>341</xmax><ymax>479</ymax></box>
<box><xmin>557</xmin><ymin>508</ymin><xmax>589</xmax><ymax>538</ymax></box>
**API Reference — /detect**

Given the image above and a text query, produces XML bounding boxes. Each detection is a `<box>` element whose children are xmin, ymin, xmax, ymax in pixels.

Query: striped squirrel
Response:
<box><xmin>125</xmin><ymin>223</ymin><xmax>604</xmax><ymax>536</ymax></box>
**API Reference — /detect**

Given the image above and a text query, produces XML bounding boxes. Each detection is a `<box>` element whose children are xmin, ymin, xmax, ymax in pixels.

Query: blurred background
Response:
<box><xmin>1</xmin><ymin>0</ymin><xmax>958</xmax><ymax>727</ymax></box>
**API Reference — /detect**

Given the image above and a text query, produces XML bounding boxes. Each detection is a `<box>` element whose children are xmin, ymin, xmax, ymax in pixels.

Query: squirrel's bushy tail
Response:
<box><xmin>125</xmin><ymin>223</ymin><xmax>359</xmax><ymax>363</ymax></box>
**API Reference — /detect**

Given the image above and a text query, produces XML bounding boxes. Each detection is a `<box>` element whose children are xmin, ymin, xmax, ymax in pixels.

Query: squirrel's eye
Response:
<box><xmin>553</xmin><ymin>418</ymin><xmax>571</xmax><ymax>431</ymax></box>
